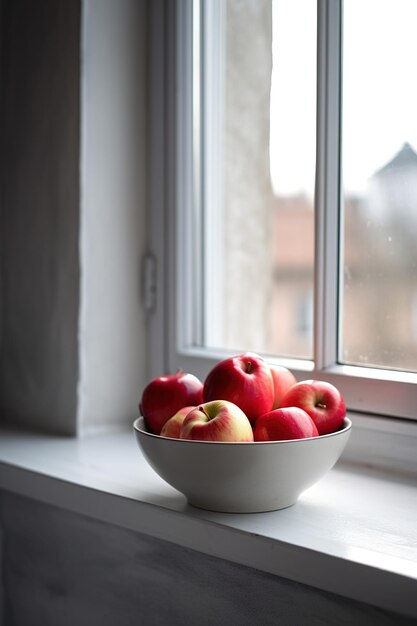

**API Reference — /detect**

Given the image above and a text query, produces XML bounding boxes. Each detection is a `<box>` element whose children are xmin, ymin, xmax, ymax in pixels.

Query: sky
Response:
<box><xmin>270</xmin><ymin>0</ymin><xmax>417</xmax><ymax>197</ymax></box>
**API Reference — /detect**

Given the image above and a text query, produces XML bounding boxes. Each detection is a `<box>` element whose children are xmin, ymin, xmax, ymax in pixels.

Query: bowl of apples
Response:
<box><xmin>133</xmin><ymin>353</ymin><xmax>352</xmax><ymax>513</ymax></box>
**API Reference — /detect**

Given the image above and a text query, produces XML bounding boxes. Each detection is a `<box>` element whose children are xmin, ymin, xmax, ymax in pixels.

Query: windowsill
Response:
<box><xmin>0</xmin><ymin>414</ymin><xmax>416</xmax><ymax>620</ymax></box>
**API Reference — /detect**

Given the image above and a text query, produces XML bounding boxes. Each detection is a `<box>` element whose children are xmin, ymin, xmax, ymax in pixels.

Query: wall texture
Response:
<box><xmin>78</xmin><ymin>0</ymin><xmax>148</xmax><ymax>434</ymax></box>
<box><xmin>0</xmin><ymin>0</ymin><xmax>81</xmax><ymax>434</ymax></box>
<box><xmin>0</xmin><ymin>0</ymin><xmax>148</xmax><ymax>435</ymax></box>
<box><xmin>0</xmin><ymin>490</ymin><xmax>414</xmax><ymax>626</ymax></box>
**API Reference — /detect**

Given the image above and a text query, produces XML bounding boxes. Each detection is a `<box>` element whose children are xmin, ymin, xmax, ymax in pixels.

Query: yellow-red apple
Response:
<box><xmin>179</xmin><ymin>400</ymin><xmax>254</xmax><ymax>442</ymax></box>
<box><xmin>160</xmin><ymin>406</ymin><xmax>196</xmax><ymax>439</ymax></box>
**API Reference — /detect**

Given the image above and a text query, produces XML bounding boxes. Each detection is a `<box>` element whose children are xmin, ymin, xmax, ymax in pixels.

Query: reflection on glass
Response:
<box><xmin>341</xmin><ymin>0</ymin><xmax>417</xmax><ymax>371</ymax></box>
<box><xmin>202</xmin><ymin>0</ymin><xmax>316</xmax><ymax>359</ymax></box>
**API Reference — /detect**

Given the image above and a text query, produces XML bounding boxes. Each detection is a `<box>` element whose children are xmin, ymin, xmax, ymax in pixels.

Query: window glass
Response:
<box><xmin>199</xmin><ymin>0</ymin><xmax>316</xmax><ymax>359</ymax></box>
<box><xmin>341</xmin><ymin>0</ymin><xmax>417</xmax><ymax>371</ymax></box>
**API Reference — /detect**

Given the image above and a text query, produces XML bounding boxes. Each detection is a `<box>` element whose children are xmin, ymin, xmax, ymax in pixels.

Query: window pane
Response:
<box><xmin>341</xmin><ymin>0</ymin><xmax>417</xmax><ymax>371</ymax></box>
<box><xmin>200</xmin><ymin>0</ymin><xmax>316</xmax><ymax>359</ymax></box>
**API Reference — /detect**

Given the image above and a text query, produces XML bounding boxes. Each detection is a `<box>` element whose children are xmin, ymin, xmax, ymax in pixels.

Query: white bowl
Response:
<box><xmin>133</xmin><ymin>416</ymin><xmax>352</xmax><ymax>513</ymax></box>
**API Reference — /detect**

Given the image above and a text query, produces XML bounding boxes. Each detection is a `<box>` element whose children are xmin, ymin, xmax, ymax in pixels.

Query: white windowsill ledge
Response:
<box><xmin>0</xmin><ymin>414</ymin><xmax>416</xmax><ymax>621</ymax></box>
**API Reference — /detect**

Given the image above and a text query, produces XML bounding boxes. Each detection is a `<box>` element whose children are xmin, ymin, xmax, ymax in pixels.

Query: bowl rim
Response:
<box><xmin>133</xmin><ymin>415</ymin><xmax>352</xmax><ymax>445</ymax></box>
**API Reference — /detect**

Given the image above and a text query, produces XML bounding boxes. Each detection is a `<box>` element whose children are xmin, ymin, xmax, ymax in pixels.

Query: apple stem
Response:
<box><xmin>199</xmin><ymin>405</ymin><xmax>210</xmax><ymax>420</ymax></box>
<box><xmin>316</xmin><ymin>402</ymin><xmax>327</xmax><ymax>409</ymax></box>
<box><xmin>246</xmin><ymin>361</ymin><xmax>253</xmax><ymax>374</ymax></box>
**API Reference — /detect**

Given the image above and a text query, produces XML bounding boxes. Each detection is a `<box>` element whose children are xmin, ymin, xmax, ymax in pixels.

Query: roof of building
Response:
<box><xmin>373</xmin><ymin>142</ymin><xmax>417</xmax><ymax>177</ymax></box>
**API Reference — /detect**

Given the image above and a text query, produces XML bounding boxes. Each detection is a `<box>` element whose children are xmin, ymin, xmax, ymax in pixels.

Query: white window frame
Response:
<box><xmin>147</xmin><ymin>0</ymin><xmax>417</xmax><ymax>434</ymax></box>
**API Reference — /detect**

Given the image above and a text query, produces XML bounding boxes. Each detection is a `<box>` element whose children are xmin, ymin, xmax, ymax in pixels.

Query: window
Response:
<box><xmin>341</xmin><ymin>0</ymin><xmax>417</xmax><ymax>372</ymax></box>
<box><xmin>148</xmin><ymin>0</ymin><xmax>417</xmax><ymax>422</ymax></box>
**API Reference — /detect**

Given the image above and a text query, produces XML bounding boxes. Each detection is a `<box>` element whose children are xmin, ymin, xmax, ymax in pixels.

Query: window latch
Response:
<box><xmin>142</xmin><ymin>253</ymin><xmax>157</xmax><ymax>313</ymax></box>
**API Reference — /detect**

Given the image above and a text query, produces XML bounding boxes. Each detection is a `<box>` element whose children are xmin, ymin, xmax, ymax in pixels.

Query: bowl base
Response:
<box><xmin>187</xmin><ymin>497</ymin><xmax>298</xmax><ymax>514</ymax></box>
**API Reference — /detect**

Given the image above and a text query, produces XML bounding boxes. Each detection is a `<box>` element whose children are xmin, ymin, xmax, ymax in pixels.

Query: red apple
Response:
<box><xmin>280</xmin><ymin>380</ymin><xmax>346</xmax><ymax>435</ymax></box>
<box><xmin>140</xmin><ymin>370</ymin><xmax>204</xmax><ymax>434</ymax></box>
<box><xmin>203</xmin><ymin>352</ymin><xmax>274</xmax><ymax>424</ymax></box>
<box><xmin>269</xmin><ymin>364</ymin><xmax>297</xmax><ymax>409</ymax></box>
<box><xmin>254</xmin><ymin>406</ymin><xmax>319</xmax><ymax>441</ymax></box>
<box><xmin>160</xmin><ymin>406</ymin><xmax>196</xmax><ymax>439</ymax></box>
<box><xmin>179</xmin><ymin>400</ymin><xmax>254</xmax><ymax>442</ymax></box>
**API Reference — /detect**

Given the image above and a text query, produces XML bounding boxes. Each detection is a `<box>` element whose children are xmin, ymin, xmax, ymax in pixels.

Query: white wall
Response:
<box><xmin>78</xmin><ymin>0</ymin><xmax>148</xmax><ymax>434</ymax></box>
<box><xmin>0</xmin><ymin>0</ymin><xmax>148</xmax><ymax>435</ymax></box>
